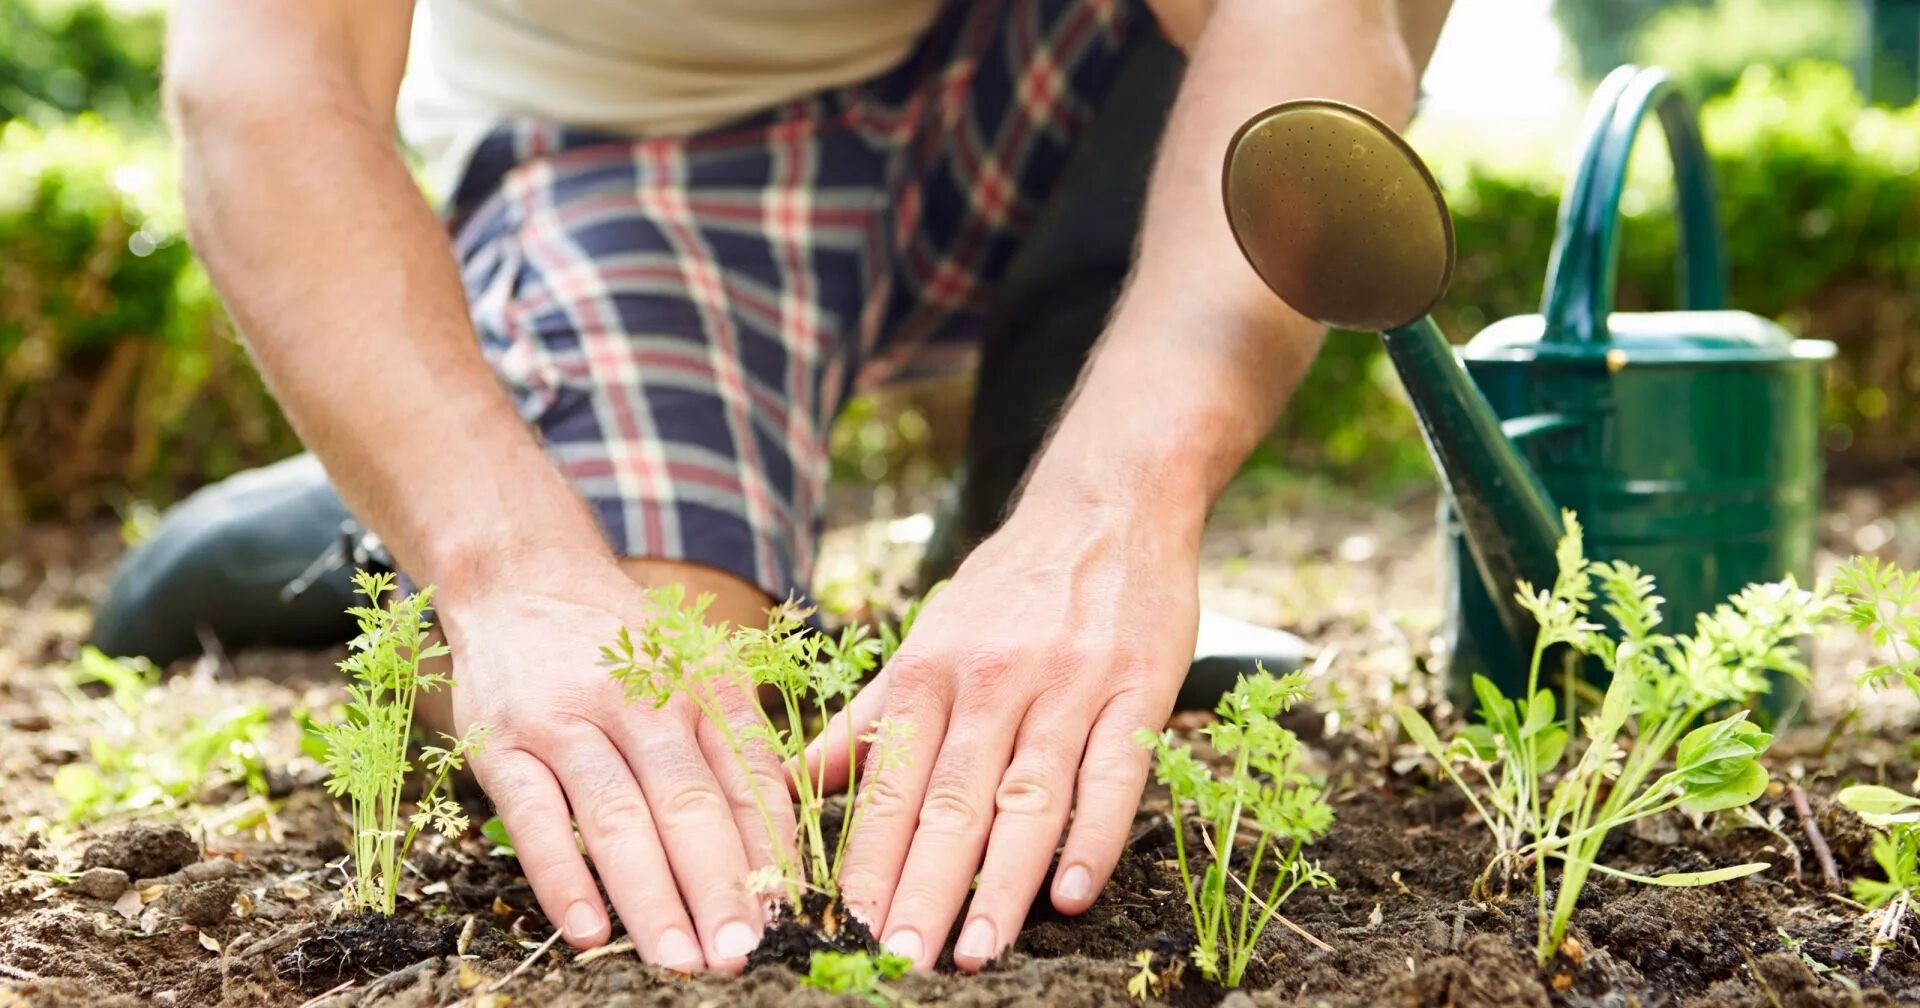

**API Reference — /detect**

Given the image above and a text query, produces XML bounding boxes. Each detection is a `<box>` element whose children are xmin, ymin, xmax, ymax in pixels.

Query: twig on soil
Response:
<box><xmin>296</xmin><ymin>979</ymin><xmax>356</xmax><ymax>1008</ymax></box>
<box><xmin>233</xmin><ymin>922</ymin><xmax>317</xmax><ymax>963</ymax></box>
<box><xmin>443</xmin><ymin>928</ymin><xmax>565</xmax><ymax>1008</ymax></box>
<box><xmin>1739</xmin><ymin>947</ymin><xmax>1787</xmax><ymax>1008</ymax></box>
<box><xmin>0</xmin><ymin>961</ymin><xmax>39</xmax><ymax>982</ymax></box>
<box><xmin>572</xmin><ymin>938</ymin><xmax>635</xmax><ymax>965</ymax></box>
<box><xmin>1198</xmin><ymin>829</ymin><xmax>1334</xmax><ymax>954</ymax></box>
<box><xmin>1788</xmin><ymin>783</ymin><xmax>1841</xmax><ymax>890</ymax></box>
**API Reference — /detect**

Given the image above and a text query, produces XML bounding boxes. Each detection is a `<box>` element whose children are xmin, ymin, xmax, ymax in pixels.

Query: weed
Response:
<box><xmin>1135</xmin><ymin>667</ymin><xmax>1335</xmax><ymax>987</ymax></box>
<box><xmin>801</xmin><ymin>949</ymin><xmax>913</xmax><ymax>1005</ymax></box>
<box><xmin>603</xmin><ymin>586</ymin><xmax>924</xmax><ymax>912</ymax></box>
<box><xmin>51</xmin><ymin>646</ymin><xmax>270</xmax><ymax>823</ymax></box>
<box><xmin>1834</xmin><ymin>555</ymin><xmax>1920</xmax><ymax>968</ymax></box>
<box><xmin>310</xmin><ymin>571</ymin><xmax>487</xmax><ymax>916</ymax></box>
<box><xmin>1401</xmin><ymin>512</ymin><xmax>1829</xmax><ymax>963</ymax></box>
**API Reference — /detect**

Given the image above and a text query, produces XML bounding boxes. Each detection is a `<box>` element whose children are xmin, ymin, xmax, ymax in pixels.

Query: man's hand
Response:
<box><xmin>438</xmin><ymin>552</ymin><xmax>792</xmax><ymax>972</ymax></box>
<box><xmin>809</xmin><ymin>502</ymin><xmax>1200</xmax><ymax>970</ymax></box>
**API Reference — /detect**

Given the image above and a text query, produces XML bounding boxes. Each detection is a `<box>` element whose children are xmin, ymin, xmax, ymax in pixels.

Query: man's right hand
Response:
<box><xmin>434</xmin><ymin>551</ymin><xmax>793</xmax><ymax>972</ymax></box>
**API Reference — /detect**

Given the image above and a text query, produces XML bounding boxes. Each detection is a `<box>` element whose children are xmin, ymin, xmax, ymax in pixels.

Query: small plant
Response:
<box><xmin>310</xmin><ymin>571</ymin><xmax>487</xmax><ymax>915</ymax></box>
<box><xmin>1834</xmin><ymin>555</ymin><xmax>1920</xmax><ymax>968</ymax></box>
<box><xmin>604</xmin><ymin>587</ymin><xmax>922</xmax><ymax>914</ymax></box>
<box><xmin>1121</xmin><ymin>952</ymin><xmax>1167</xmax><ymax>998</ymax></box>
<box><xmin>801</xmin><ymin>949</ymin><xmax>912</xmax><ymax>1006</ymax></box>
<box><xmin>51</xmin><ymin>646</ymin><xmax>270</xmax><ymax>823</ymax></box>
<box><xmin>1135</xmin><ymin>667</ymin><xmax>1335</xmax><ymax>987</ymax></box>
<box><xmin>1400</xmin><ymin>512</ymin><xmax>1830</xmax><ymax>963</ymax></box>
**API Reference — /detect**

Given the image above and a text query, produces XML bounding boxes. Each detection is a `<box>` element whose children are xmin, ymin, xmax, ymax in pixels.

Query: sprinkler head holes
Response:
<box><xmin>1222</xmin><ymin>100</ymin><xmax>1455</xmax><ymax>333</ymax></box>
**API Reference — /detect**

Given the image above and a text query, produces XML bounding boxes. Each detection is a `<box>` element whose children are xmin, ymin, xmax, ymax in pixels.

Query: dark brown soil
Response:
<box><xmin>8</xmin><ymin>487</ymin><xmax>1920</xmax><ymax>1006</ymax></box>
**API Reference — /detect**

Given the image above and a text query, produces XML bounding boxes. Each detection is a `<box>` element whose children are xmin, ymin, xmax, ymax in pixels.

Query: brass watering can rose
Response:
<box><xmin>1221</xmin><ymin>99</ymin><xmax>1453</xmax><ymax>333</ymax></box>
<box><xmin>1219</xmin><ymin>97</ymin><xmax>1564</xmax><ymax>673</ymax></box>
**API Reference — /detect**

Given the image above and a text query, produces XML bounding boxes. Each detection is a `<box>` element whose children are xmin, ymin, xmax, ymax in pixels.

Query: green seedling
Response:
<box><xmin>1833</xmin><ymin>555</ymin><xmax>1920</xmax><ymax>969</ymax></box>
<box><xmin>1400</xmin><ymin>512</ymin><xmax>1829</xmax><ymax>963</ymax></box>
<box><xmin>1136</xmin><ymin>667</ymin><xmax>1335</xmax><ymax>987</ymax></box>
<box><xmin>801</xmin><ymin>949</ymin><xmax>913</xmax><ymax>1006</ymax></box>
<box><xmin>604</xmin><ymin>586</ymin><xmax>923</xmax><ymax>914</ymax></box>
<box><xmin>51</xmin><ymin>646</ymin><xmax>270</xmax><ymax>823</ymax></box>
<box><xmin>311</xmin><ymin>571</ymin><xmax>487</xmax><ymax>916</ymax></box>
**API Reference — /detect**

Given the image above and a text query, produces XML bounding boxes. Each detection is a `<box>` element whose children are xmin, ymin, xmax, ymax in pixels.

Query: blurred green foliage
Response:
<box><xmin>1553</xmin><ymin>0</ymin><xmax>1688</xmax><ymax>83</ymax></box>
<box><xmin>1</xmin><ymin>0</ymin><xmax>165</xmax><ymax>124</ymax></box>
<box><xmin>1635</xmin><ymin>0</ymin><xmax>1861</xmax><ymax>98</ymax></box>
<box><xmin>1267</xmin><ymin>62</ymin><xmax>1920</xmax><ymax>492</ymax></box>
<box><xmin>0</xmin><ymin>115</ymin><xmax>296</xmax><ymax>528</ymax></box>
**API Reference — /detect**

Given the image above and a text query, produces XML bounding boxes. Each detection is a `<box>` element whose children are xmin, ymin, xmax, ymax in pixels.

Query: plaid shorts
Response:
<box><xmin>448</xmin><ymin>0</ymin><xmax>1144</xmax><ymax>602</ymax></box>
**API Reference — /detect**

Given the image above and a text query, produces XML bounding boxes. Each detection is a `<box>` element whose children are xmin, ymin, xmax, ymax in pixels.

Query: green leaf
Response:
<box><xmin>1586</xmin><ymin>860</ymin><xmax>1771</xmax><ymax>887</ymax></box>
<box><xmin>481</xmin><ymin>816</ymin><xmax>516</xmax><ymax>856</ymax></box>
<box><xmin>1681</xmin><ymin>760</ymin><xmax>1771</xmax><ymax>814</ymax></box>
<box><xmin>1675</xmin><ymin>715</ymin><xmax>1772</xmax><ymax>788</ymax></box>
<box><xmin>1837</xmin><ymin>784</ymin><xmax>1920</xmax><ymax>827</ymax></box>
<box><xmin>1395</xmin><ymin>707</ymin><xmax>1450</xmax><ymax>764</ymax></box>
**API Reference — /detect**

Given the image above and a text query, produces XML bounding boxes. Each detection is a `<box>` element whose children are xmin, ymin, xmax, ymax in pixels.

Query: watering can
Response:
<box><xmin>1220</xmin><ymin>65</ymin><xmax>1835</xmax><ymax>701</ymax></box>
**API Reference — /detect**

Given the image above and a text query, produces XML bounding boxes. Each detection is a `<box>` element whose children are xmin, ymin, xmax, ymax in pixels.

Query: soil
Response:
<box><xmin>6</xmin><ymin>483</ymin><xmax>1920</xmax><ymax>1006</ymax></box>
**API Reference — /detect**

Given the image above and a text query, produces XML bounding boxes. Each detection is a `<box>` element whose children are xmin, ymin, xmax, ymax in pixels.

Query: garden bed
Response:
<box><xmin>3</xmin><ymin>482</ymin><xmax>1919</xmax><ymax>1007</ymax></box>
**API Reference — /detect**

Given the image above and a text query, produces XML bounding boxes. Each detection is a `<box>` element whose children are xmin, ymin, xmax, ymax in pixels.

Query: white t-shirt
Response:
<box><xmin>399</xmin><ymin>0</ymin><xmax>945</xmax><ymax>197</ymax></box>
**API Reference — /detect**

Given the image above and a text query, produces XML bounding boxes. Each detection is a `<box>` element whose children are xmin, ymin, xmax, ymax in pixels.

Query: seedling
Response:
<box><xmin>1135</xmin><ymin>667</ymin><xmax>1335</xmax><ymax>987</ymax></box>
<box><xmin>1834</xmin><ymin>556</ymin><xmax>1920</xmax><ymax>968</ymax></box>
<box><xmin>801</xmin><ymin>949</ymin><xmax>913</xmax><ymax>1006</ymax></box>
<box><xmin>51</xmin><ymin>646</ymin><xmax>271</xmax><ymax>823</ymax></box>
<box><xmin>1400</xmin><ymin>512</ymin><xmax>1828</xmax><ymax>963</ymax></box>
<box><xmin>310</xmin><ymin>571</ymin><xmax>487</xmax><ymax>915</ymax></box>
<box><xmin>604</xmin><ymin>587</ymin><xmax>920</xmax><ymax>914</ymax></box>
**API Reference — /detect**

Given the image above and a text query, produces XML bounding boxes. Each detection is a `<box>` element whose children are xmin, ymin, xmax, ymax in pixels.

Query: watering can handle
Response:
<box><xmin>1540</xmin><ymin>65</ymin><xmax>1727</xmax><ymax>344</ymax></box>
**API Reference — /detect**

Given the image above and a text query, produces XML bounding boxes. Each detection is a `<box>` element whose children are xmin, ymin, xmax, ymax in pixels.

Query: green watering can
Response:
<box><xmin>1220</xmin><ymin>66</ymin><xmax>1836</xmax><ymax>700</ymax></box>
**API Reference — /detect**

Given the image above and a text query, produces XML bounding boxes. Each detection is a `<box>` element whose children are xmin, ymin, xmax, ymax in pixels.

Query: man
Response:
<box><xmin>139</xmin><ymin>0</ymin><xmax>1447</xmax><ymax>978</ymax></box>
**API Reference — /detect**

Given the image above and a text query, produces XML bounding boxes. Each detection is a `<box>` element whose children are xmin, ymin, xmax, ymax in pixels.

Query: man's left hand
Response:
<box><xmin>806</xmin><ymin>499</ymin><xmax>1199</xmax><ymax>971</ymax></box>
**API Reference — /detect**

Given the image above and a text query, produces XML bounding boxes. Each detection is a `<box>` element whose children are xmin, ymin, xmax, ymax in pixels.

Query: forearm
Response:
<box><xmin>1023</xmin><ymin>0</ymin><xmax>1428</xmax><ymax>533</ymax></box>
<box><xmin>173</xmin><ymin>65</ymin><xmax>608</xmax><ymax>596</ymax></box>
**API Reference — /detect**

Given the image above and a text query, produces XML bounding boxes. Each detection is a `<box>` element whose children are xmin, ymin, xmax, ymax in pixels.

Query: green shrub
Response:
<box><xmin>1635</xmin><ymin>0</ymin><xmax>1860</xmax><ymax>99</ymax></box>
<box><xmin>0</xmin><ymin>115</ymin><xmax>296</xmax><ymax>529</ymax></box>
<box><xmin>0</xmin><ymin>0</ymin><xmax>165</xmax><ymax>125</ymax></box>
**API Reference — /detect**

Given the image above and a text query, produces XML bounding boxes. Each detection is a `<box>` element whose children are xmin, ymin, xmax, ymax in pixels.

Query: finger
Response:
<box><xmin>471</xmin><ymin>749</ymin><xmax>611</xmax><ymax>950</ymax></box>
<box><xmin>612</xmin><ymin>703</ymin><xmax>767</xmax><ymax>973</ymax></box>
<box><xmin>1052</xmin><ymin>691</ymin><xmax>1161</xmax><ymax>915</ymax></box>
<box><xmin>547</xmin><ymin>733</ymin><xmax>704</xmax><ymax>972</ymax></box>
<box><xmin>868</xmin><ymin>659</ymin><xmax>1026</xmax><ymax>969</ymax></box>
<box><xmin>801</xmin><ymin>668</ymin><xmax>890</xmax><ymax>797</ymax></box>
<box><xmin>700</xmin><ymin>683</ymin><xmax>801</xmax><ymax>882</ymax></box>
<box><xmin>833</xmin><ymin>654</ymin><xmax>951</xmax><ymax>937</ymax></box>
<box><xmin>950</xmin><ymin>697</ymin><xmax>1094</xmax><ymax>971</ymax></box>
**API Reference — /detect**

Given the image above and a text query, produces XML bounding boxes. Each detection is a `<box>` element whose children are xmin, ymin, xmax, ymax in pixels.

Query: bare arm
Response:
<box><xmin>826</xmin><ymin>0</ymin><xmax>1452</xmax><ymax>972</ymax></box>
<box><xmin>167</xmin><ymin>0</ymin><xmax>787</xmax><ymax>971</ymax></box>
<box><xmin>166</xmin><ymin>0</ymin><xmax>606</xmax><ymax>593</ymax></box>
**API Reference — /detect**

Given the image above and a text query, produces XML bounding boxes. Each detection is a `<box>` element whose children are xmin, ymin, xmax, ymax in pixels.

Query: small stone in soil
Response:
<box><xmin>69</xmin><ymin>867</ymin><xmax>131</xmax><ymax>900</ymax></box>
<box><xmin>82</xmin><ymin>824</ymin><xmax>199</xmax><ymax>880</ymax></box>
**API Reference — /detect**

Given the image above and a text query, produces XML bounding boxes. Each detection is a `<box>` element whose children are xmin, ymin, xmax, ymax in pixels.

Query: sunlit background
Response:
<box><xmin>1</xmin><ymin>0</ymin><xmax>1916</xmax><ymax>533</ymax></box>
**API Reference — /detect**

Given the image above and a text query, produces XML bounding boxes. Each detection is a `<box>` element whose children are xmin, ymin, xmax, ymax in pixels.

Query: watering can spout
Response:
<box><xmin>1220</xmin><ymin>100</ymin><xmax>1566</xmax><ymax>675</ymax></box>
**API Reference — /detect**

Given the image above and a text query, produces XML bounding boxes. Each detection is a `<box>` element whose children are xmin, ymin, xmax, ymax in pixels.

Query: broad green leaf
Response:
<box><xmin>1529</xmin><ymin>725</ymin><xmax>1568</xmax><ymax>770</ymax></box>
<box><xmin>1453</xmin><ymin>724</ymin><xmax>1500</xmax><ymax>763</ymax></box>
<box><xmin>1675</xmin><ymin>716</ymin><xmax>1771</xmax><ymax>787</ymax></box>
<box><xmin>1837</xmin><ymin>784</ymin><xmax>1920</xmax><ymax>827</ymax></box>
<box><xmin>1681</xmin><ymin>760</ymin><xmax>1770</xmax><ymax>814</ymax></box>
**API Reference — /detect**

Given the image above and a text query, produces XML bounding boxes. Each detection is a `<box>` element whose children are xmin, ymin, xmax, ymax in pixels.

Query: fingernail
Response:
<box><xmin>656</xmin><ymin>927</ymin><xmax>702</xmax><ymax>972</ymax></box>
<box><xmin>883</xmin><ymin>929</ymin><xmax>924</xmax><ymax>962</ymax></box>
<box><xmin>713</xmin><ymin>920</ymin><xmax>760</xmax><ymax>961</ymax></box>
<box><xmin>956</xmin><ymin>917</ymin><xmax>997</xmax><ymax>961</ymax></box>
<box><xmin>1058</xmin><ymin>864</ymin><xmax>1093</xmax><ymax>903</ymax></box>
<box><xmin>564</xmin><ymin>901</ymin><xmax>603</xmax><ymax>942</ymax></box>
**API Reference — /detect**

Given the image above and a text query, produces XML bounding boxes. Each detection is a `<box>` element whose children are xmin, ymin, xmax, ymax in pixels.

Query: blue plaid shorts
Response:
<box><xmin>447</xmin><ymin>0</ymin><xmax>1143</xmax><ymax>602</ymax></box>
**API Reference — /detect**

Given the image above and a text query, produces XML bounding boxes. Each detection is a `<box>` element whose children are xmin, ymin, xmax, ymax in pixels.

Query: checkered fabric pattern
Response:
<box><xmin>448</xmin><ymin>0</ymin><xmax>1141</xmax><ymax>603</ymax></box>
